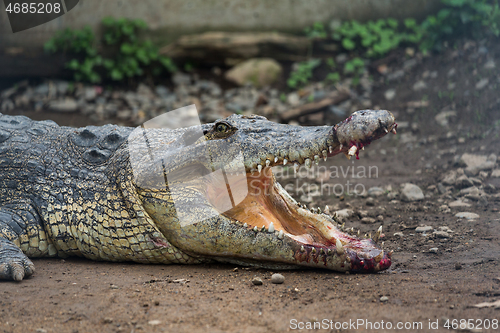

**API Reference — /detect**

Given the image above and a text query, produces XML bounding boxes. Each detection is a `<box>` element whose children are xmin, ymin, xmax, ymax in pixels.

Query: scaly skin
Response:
<box><xmin>0</xmin><ymin>110</ymin><xmax>396</xmax><ymax>281</ymax></box>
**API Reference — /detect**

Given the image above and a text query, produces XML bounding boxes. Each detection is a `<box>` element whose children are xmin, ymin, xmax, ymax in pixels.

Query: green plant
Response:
<box><xmin>287</xmin><ymin>59</ymin><xmax>321</xmax><ymax>89</ymax></box>
<box><xmin>45</xmin><ymin>17</ymin><xmax>176</xmax><ymax>83</ymax></box>
<box><xmin>325</xmin><ymin>72</ymin><xmax>340</xmax><ymax>84</ymax></box>
<box><xmin>304</xmin><ymin>22</ymin><xmax>327</xmax><ymax>39</ymax></box>
<box><xmin>419</xmin><ymin>0</ymin><xmax>500</xmax><ymax>51</ymax></box>
<box><xmin>331</xmin><ymin>18</ymin><xmax>421</xmax><ymax>58</ymax></box>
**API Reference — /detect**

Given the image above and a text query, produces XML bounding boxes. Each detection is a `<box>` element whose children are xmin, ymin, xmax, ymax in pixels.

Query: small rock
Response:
<box><xmin>361</xmin><ymin>217</ymin><xmax>376</xmax><ymax>224</ymax></box>
<box><xmin>103</xmin><ymin>318</ymin><xmax>113</xmax><ymax>324</ymax></box>
<box><xmin>148</xmin><ymin>320</ymin><xmax>162</xmax><ymax>326</ymax></box>
<box><xmin>387</xmin><ymin>69</ymin><xmax>404</xmax><ymax>81</ymax></box>
<box><xmin>333</xmin><ymin>209</ymin><xmax>355</xmax><ymax>221</ymax></box>
<box><xmin>367</xmin><ymin>187</ymin><xmax>385</xmax><ymax>197</ymax></box>
<box><xmin>416</xmin><ymin>226</ymin><xmax>433</xmax><ymax>233</ymax></box>
<box><xmin>484</xmin><ymin>59</ymin><xmax>496</xmax><ymax>69</ymax></box>
<box><xmin>401</xmin><ymin>183</ymin><xmax>424</xmax><ymax>202</ymax></box>
<box><xmin>434</xmin><ymin>110</ymin><xmax>456</xmax><ymax>127</ymax></box>
<box><xmin>172</xmin><ymin>72</ymin><xmax>191</xmax><ymax>86</ymax></box>
<box><xmin>0</xmin><ymin>99</ymin><xmax>14</xmax><ymax>112</ymax></box>
<box><xmin>225</xmin><ymin>58</ymin><xmax>282</xmax><ymax>88</ymax></box>
<box><xmin>433</xmin><ymin>231</ymin><xmax>450</xmax><ymax>238</ymax></box>
<box><xmin>491</xmin><ymin>169</ymin><xmax>500</xmax><ymax>178</ymax></box>
<box><xmin>447</xmin><ymin>68</ymin><xmax>456</xmax><ymax>77</ymax></box>
<box><xmin>475</xmin><ymin>78</ymin><xmax>489</xmax><ymax>90</ymax></box>
<box><xmin>448</xmin><ymin>200</ymin><xmax>471</xmax><ymax>208</ymax></box>
<box><xmin>455</xmin><ymin>175</ymin><xmax>474</xmax><ymax>189</ymax></box>
<box><xmin>287</xmin><ymin>92</ymin><xmax>300</xmax><ymax>106</ymax></box>
<box><xmin>384</xmin><ymin>88</ymin><xmax>396</xmax><ymax>101</ymax></box>
<box><xmin>455</xmin><ymin>263</ymin><xmax>462</xmax><ymax>270</ymax></box>
<box><xmin>393</xmin><ymin>232</ymin><xmax>404</xmax><ymax>237</ymax></box>
<box><xmin>455</xmin><ymin>212</ymin><xmax>479</xmax><ymax>220</ymax></box>
<box><xmin>438</xmin><ymin>205</ymin><xmax>451</xmax><ymax>213</ymax></box>
<box><xmin>335</xmin><ymin>53</ymin><xmax>348</xmax><ymax>64</ymax></box>
<box><xmin>365</xmin><ymin>198</ymin><xmax>375</xmax><ymax>207</ymax></box>
<box><xmin>35</xmin><ymin>330</ymin><xmax>47</xmax><ymax>333</ymax></box>
<box><xmin>412</xmin><ymin>80</ymin><xmax>427</xmax><ymax>91</ymax></box>
<box><xmin>251</xmin><ymin>277</ymin><xmax>263</xmax><ymax>285</ymax></box>
<box><xmin>429</xmin><ymin>248</ymin><xmax>439</xmax><ymax>254</ymax></box>
<box><xmin>271</xmin><ymin>273</ymin><xmax>285</xmax><ymax>284</ymax></box>
<box><xmin>380</xmin><ymin>296</ymin><xmax>389</xmax><ymax>302</ymax></box>
<box><xmin>48</xmin><ymin>98</ymin><xmax>78</xmax><ymax>112</ymax></box>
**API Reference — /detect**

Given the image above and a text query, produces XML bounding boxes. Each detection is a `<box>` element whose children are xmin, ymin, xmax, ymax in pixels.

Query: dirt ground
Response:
<box><xmin>1</xmin><ymin>39</ymin><xmax>500</xmax><ymax>333</ymax></box>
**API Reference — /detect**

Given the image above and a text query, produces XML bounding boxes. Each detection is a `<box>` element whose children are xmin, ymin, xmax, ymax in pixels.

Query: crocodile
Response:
<box><xmin>0</xmin><ymin>109</ymin><xmax>397</xmax><ymax>281</ymax></box>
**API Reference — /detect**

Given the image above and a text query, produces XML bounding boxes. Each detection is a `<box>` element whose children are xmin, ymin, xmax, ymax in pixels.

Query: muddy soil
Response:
<box><xmin>1</xmin><ymin>39</ymin><xmax>500</xmax><ymax>333</ymax></box>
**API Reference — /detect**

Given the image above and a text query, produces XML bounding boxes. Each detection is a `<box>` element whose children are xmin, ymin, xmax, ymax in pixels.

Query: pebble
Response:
<box><xmin>491</xmin><ymin>169</ymin><xmax>500</xmax><ymax>178</ymax></box>
<box><xmin>148</xmin><ymin>320</ymin><xmax>162</xmax><ymax>326</ymax></box>
<box><xmin>380</xmin><ymin>296</ymin><xmax>389</xmax><ymax>302</ymax></box>
<box><xmin>393</xmin><ymin>232</ymin><xmax>404</xmax><ymax>237</ymax></box>
<box><xmin>271</xmin><ymin>273</ymin><xmax>285</xmax><ymax>284</ymax></box>
<box><xmin>384</xmin><ymin>88</ymin><xmax>396</xmax><ymax>101</ymax></box>
<box><xmin>251</xmin><ymin>277</ymin><xmax>263</xmax><ymax>285</ymax></box>
<box><xmin>429</xmin><ymin>248</ymin><xmax>439</xmax><ymax>254</ymax></box>
<box><xmin>361</xmin><ymin>217</ymin><xmax>376</xmax><ymax>224</ymax></box>
<box><xmin>448</xmin><ymin>200</ymin><xmax>471</xmax><ymax>208</ymax></box>
<box><xmin>333</xmin><ymin>208</ymin><xmax>355</xmax><ymax>221</ymax></box>
<box><xmin>455</xmin><ymin>212</ymin><xmax>479</xmax><ymax>220</ymax></box>
<box><xmin>475</xmin><ymin>78</ymin><xmax>489</xmax><ymax>90</ymax></box>
<box><xmin>416</xmin><ymin>226</ymin><xmax>433</xmax><ymax>233</ymax></box>
<box><xmin>400</xmin><ymin>183</ymin><xmax>424</xmax><ymax>201</ymax></box>
<box><xmin>433</xmin><ymin>231</ymin><xmax>450</xmax><ymax>238</ymax></box>
<box><xmin>455</xmin><ymin>263</ymin><xmax>462</xmax><ymax>270</ymax></box>
<box><xmin>48</xmin><ymin>98</ymin><xmax>78</xmax><ymax>112</ymax></box>
<box><xmin>484</xmin><ymin>59</ymin><xmax>496</xmax><ymax>69</ymax></box>
<box><xmin>35</xmin><ymin>330</ymin><xmax>47</xmax><ymax>333</ymax></box>
<box><xmin>367</xmin><ymin>187</ymin><xmax>385</xmax><ymax>197</ymax></box>
<box><xmin>412</xmin><ymin>80</ymin><xmax>427</xmax><ymax>91</ymax></box>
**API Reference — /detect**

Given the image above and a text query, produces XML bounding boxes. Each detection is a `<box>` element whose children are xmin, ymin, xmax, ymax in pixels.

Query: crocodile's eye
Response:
<box><xmin>216</xmin><ymin>123</ymin><xmax>228</xmax><ymax>133</ymax></box>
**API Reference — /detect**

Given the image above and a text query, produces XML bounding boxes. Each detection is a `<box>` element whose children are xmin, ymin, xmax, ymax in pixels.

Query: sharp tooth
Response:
<box><xmin>322</xmin><ymin>150</ymin><xmax>327</xmax><ymax>161</ymax></box>
<box><xmin>300</xmin><ymin>245</ymin><xmax>305</xmax><ymax>253</ymax></box>
<box><xmin>387</xmin><ymin>250</ymin><xmax>393</xmax><ymax>257</ymax></box>
<box><xmin>339</xmin><ymin>143</ymin><xmax>343</xmax><ymax>150</ymax></box>
<box><xmin>329</xmin><ymin>146</ymin><xmax>333</xmax><ymax>153</ymax></box>
<box><xmin>265</xmin><ymin>159</ymin><xmax>271</xmax><ymax>167</ymax></box>
<box><xmin>336</xmin><ymin>239</ymin><xmax>344</xmax><ymax>255</ymax></box>
<box><xmin>384</xmin><ymin>128</ymin><xmax>388</xmax><ymax>133</ymax></box>
<box><xmin>294</xmin><ymin>163</ymin><xmax>299</xmax><ymax>173</ymax></box>
<box><xmin>283</xmin><ymin>158</ymin><xmax>288</xmax><ymax>165</ymax></box>
<box><xmin>243</xmin><ymin>223</ymin><xmax>248</xmax><ymax>228</ymax></box>
<box><xmin>324</xmin><ymin>205</ymin><xmax>330</xmax><ymax>215</ymax></box>
<box><xmin>268</xmin><ymin>222</ymin><xmax>275</xmax><ymax>233</ymax></box>
<box><xmin>381</xmin><ymin>241</ymin><xmax>385</xmax><ymax>248</ymax></box>
<box><xmin>373</xmin><ymin>226</ymin><xmax>382</xmax><ymax>242</ymax></box>
<box><xmin>261</xmin><ymin>226</ymin><xmax>266</xmax><ymax>232</ymax></box>
<box><xmin>348</xmin><ymin>145</ymin><xmax>357</xmax><ymax>157</ymax></box>
<box><xmin>327</xmin><ymin>249</ymin><xmax>333</xmax><ymax>255</ymax></box>
<box><xmin>314</xmin><ymin>155</ymin><xmax>320</xmax><ymax>165</ymax></box>
<box><xmin>277</xmin><ymin>230</ymin><xmax>284</xmax><ymax>239</ymax></box>
<box><xmin>274</xmin><ymin>156</ymin><xmax>279</xmax><ymax>163</ymax></box>
<box><xmin>303</xmin><ymin>204</ymin><xmax>308</xmax><ymax>210</ymax></box>
<box><xmin>320</xmin><ymin>248</ymin><xmax>325</xmax><ymax>254</ymax></box>
<box><xmin>357</xmin><ymin>230</ymin><xmax>360</xmax><ymax>236</ymax></box>
<box><xmin>305</xmin><ymin>158</ymin><xmax>311</xmax><ymax>168</ymax></box>
<box><xmin>311</xmin><ymin>248</ymin><xmax>317</xmax><ymax>254</ymax></box>
<box><xmin>317</xmin><ymin>207</ymin><xmax>321</xmax><ymax>214</ymax></box>
<box><xmin>391</xmin><ymin>127</ymin><xmax>397</xmax><ymax>134</ymax></box>
<box><xmin>253</xmin><ymin>226</ymin><xmax>258</xmax><ymax>232</ymax></box>
<box><xmin>257</xmin><ymin>164</ymin><xmax>263</xmax><ymax>173</ymax></box>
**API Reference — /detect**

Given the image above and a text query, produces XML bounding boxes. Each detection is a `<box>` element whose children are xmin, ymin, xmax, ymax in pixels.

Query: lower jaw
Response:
<box><xmin>212</xmin><ymin>167</ymin><xmax>391</xmax><ymax>272</ymax></box>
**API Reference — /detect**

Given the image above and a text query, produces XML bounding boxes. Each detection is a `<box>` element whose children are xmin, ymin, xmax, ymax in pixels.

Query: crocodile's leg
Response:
<box><xmin>0</xmin><ymin>203</ymin><xmax>54</xmax><ymax>281</ymax></box>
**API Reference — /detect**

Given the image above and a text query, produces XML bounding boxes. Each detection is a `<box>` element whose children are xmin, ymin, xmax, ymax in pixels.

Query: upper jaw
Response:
<box><xmin>241</xmin><ymin>109</ymin><xmax>397</xmax><ymax>173</ymax></box>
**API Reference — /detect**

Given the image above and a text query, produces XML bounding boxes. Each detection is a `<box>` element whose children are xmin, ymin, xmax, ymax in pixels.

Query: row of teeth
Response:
<box><xmin>242</xmin><ymin>221</ymin><xmax>384</xmax><ymax>253</ymax></box>
<box><xmin>252</xmin><ymin>144</ymin><xmax>368</xmax><ymax>174</ymax></box>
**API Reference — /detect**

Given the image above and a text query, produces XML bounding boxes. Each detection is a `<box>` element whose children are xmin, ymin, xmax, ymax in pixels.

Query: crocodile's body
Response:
<box><xmin>0</xmin><ymin>110</ymin><xmax>396</xmax><ymax>281</ymax></box>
